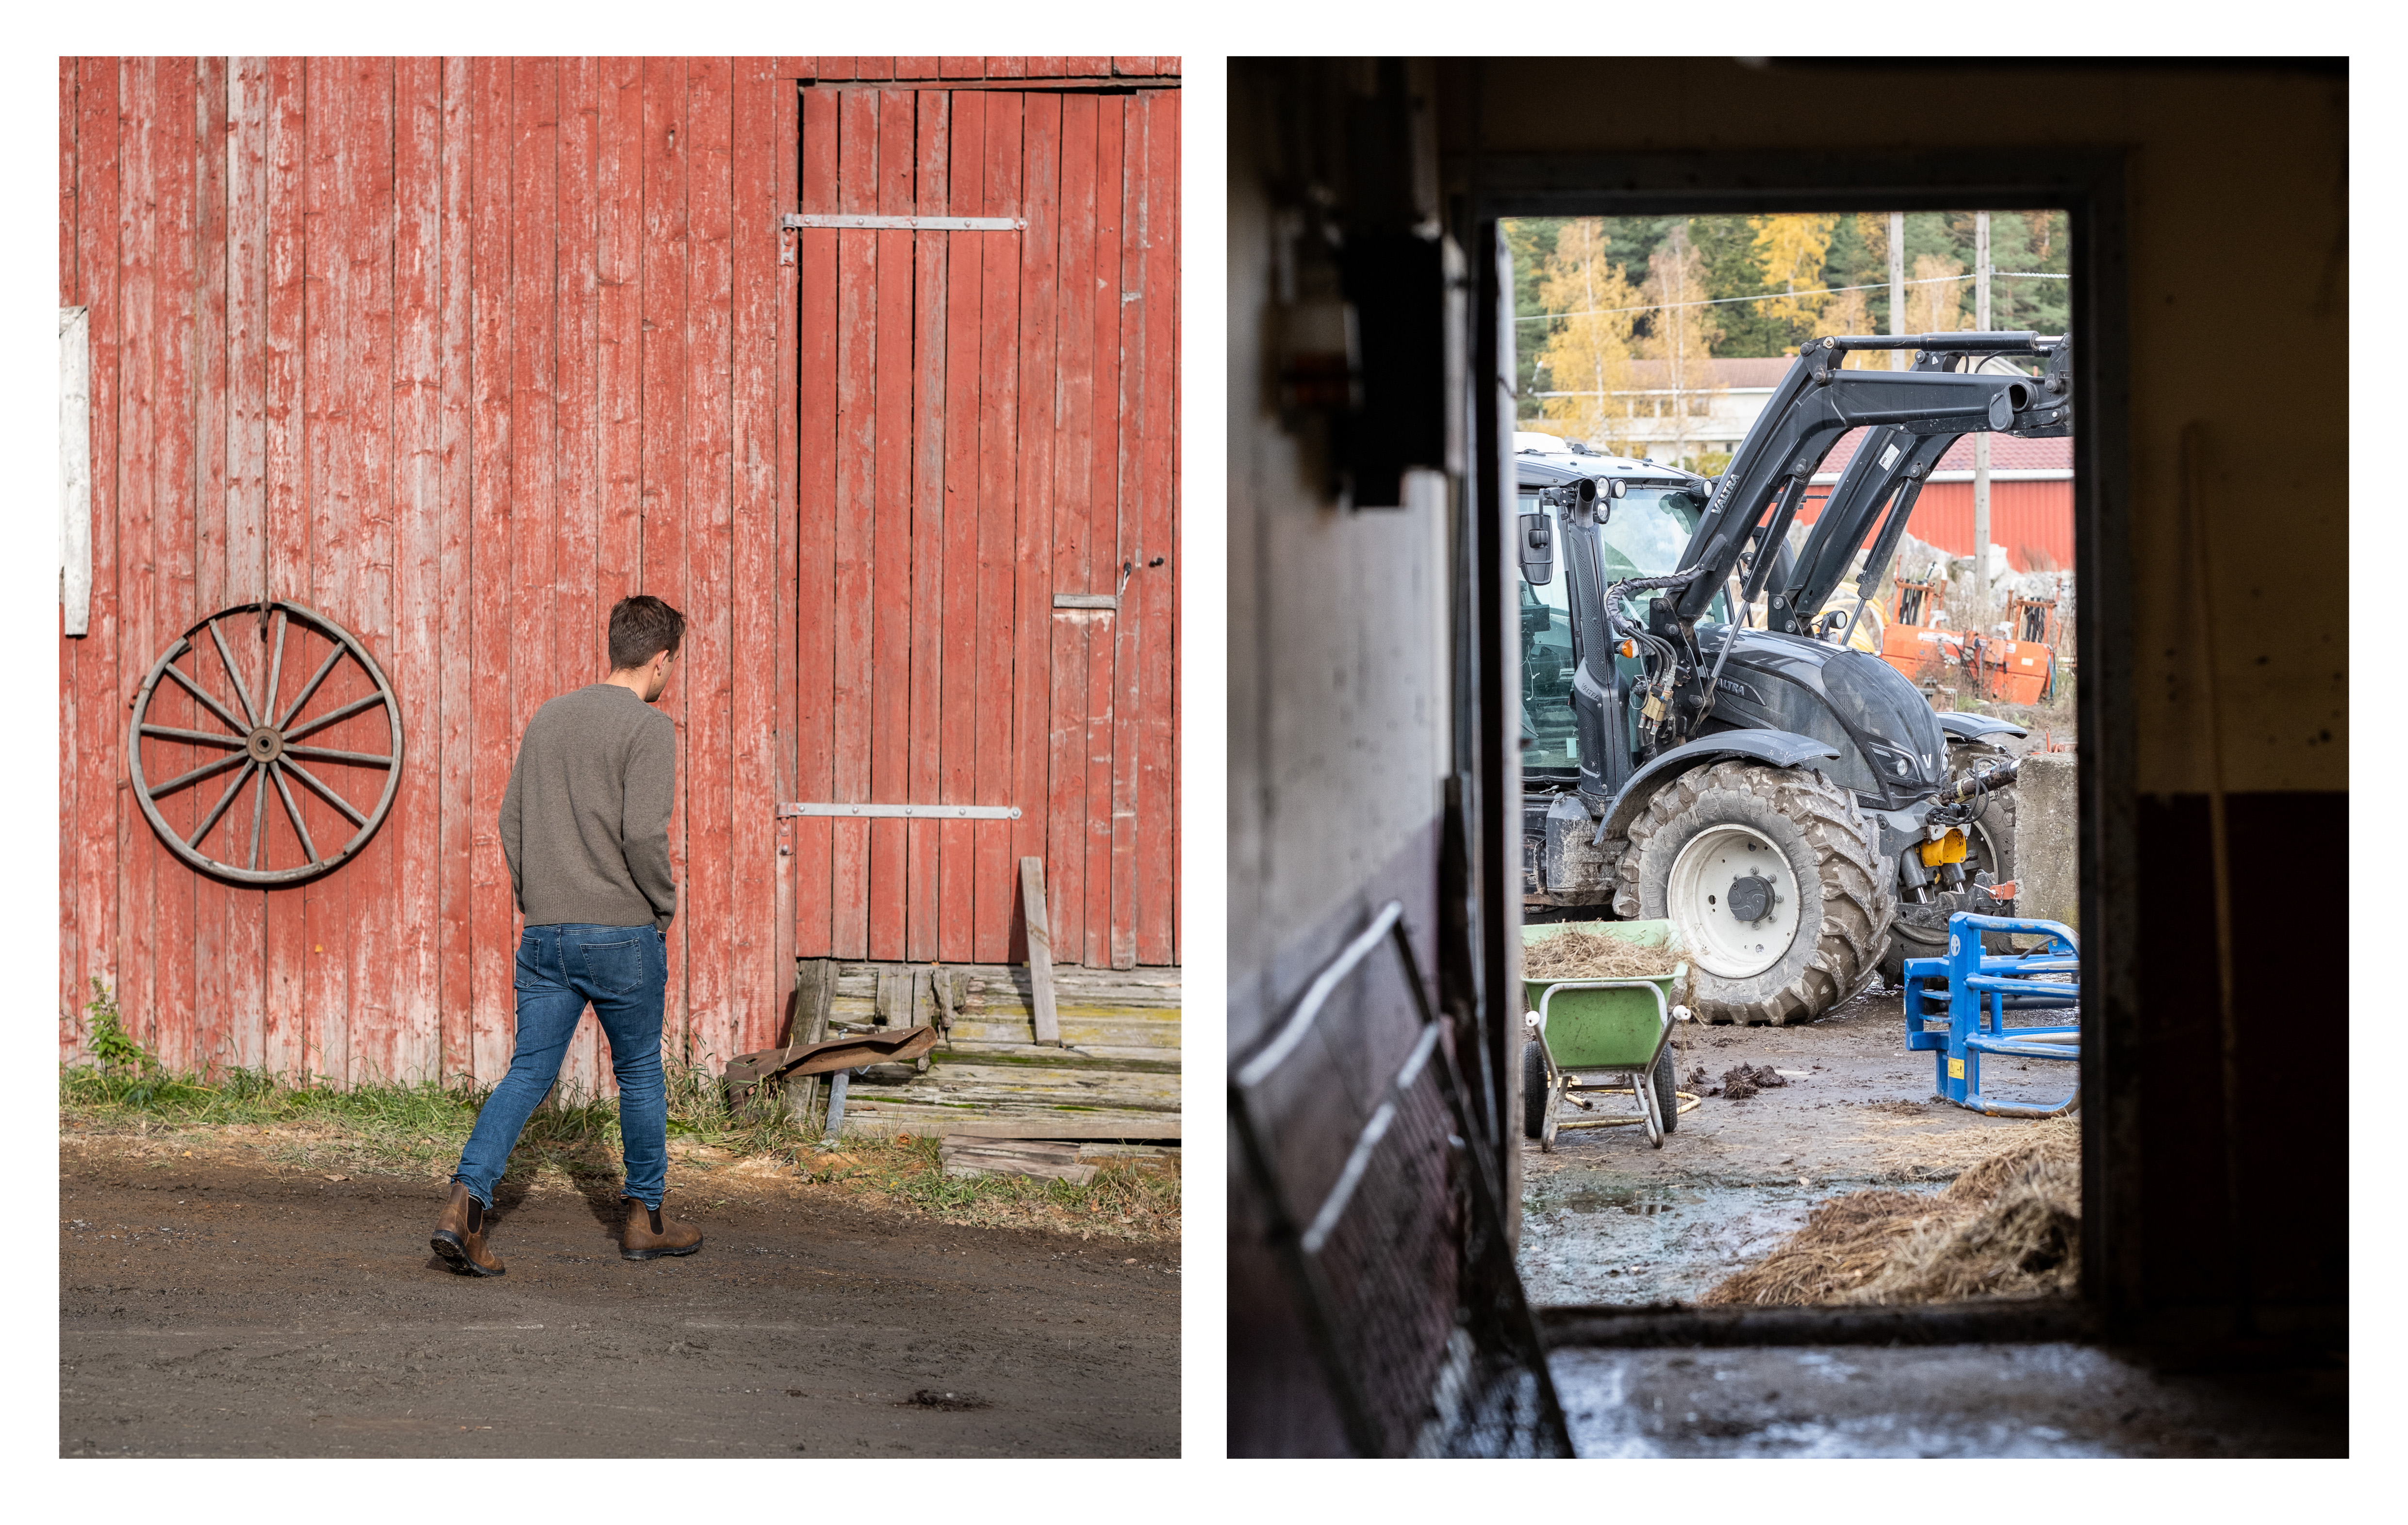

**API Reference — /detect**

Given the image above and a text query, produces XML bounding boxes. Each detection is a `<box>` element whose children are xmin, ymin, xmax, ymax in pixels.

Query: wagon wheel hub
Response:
<box><xmin>246</xmin><ymin>726</ymin><xmax>285</xmax><ymax>763</ymax></box>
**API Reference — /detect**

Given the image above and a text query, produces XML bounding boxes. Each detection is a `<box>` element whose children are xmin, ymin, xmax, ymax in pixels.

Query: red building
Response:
<box><xmin>1801</xmin><ymin>429</ymin><xmax>2075</xmax><ymax>573</ymax></box>
<box><xmin>57</xmin><ymin>57</ymin><xmax>1182</xmax><ymax>1094</ymax></box>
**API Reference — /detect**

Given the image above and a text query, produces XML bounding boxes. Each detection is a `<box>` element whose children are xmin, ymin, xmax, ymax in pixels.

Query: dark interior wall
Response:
<box><xmin>1435</xmin><ymin>58</ymin><xmax>2346</xmax><ymax>1344</ymax></box>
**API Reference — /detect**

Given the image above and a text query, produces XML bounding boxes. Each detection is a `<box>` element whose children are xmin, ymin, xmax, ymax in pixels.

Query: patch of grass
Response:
<box><xmin>60</xmin><ymin>1049</ymin><xmax>1179</xmax><ymax>1243</ymax></box>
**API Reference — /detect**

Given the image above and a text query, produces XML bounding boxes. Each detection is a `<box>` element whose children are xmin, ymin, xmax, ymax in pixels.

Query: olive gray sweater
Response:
<box><xmin>498</xmin><ymin>683</ymin><xmax>678</xmax><ymax>932</ymax></box>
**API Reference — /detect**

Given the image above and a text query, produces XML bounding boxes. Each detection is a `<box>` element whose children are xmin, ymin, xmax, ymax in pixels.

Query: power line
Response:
<box><xmin>1514</xmin><ymin>270</ymin><xmax>2069</xmax><ymax>324</ymax></box>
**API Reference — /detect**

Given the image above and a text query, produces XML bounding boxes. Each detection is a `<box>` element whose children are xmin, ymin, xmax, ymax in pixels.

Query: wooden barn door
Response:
<box><xmin>790</xmin><ymin>84</ymin><xmax>1178</xmax><ymax>971</ymax></box>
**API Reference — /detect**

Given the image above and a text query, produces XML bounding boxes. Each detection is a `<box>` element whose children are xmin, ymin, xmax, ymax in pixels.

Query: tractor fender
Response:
<box><xmin>1937</xmin><ymin>711</ymin><xmax>2028</xmax><ymax>742</ymax></box>
<box><xmin>1591</xmin><ymin>730</ymin><xmax>1842</xmax><ymax>845</ymax></box>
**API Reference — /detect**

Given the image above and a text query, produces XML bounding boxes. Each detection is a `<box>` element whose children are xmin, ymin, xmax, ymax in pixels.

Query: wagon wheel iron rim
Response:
<box><xmin>125</xmin><ymin>599</ymin><xmax>404</xmax><ymax>887</ymax></box>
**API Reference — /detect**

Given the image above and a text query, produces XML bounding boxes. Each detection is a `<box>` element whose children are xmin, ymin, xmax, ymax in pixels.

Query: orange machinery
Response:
<box><xmin>1878</xmin><ymin>573</ymin><xmax>2059</xmax><ymax>706</ymax></box>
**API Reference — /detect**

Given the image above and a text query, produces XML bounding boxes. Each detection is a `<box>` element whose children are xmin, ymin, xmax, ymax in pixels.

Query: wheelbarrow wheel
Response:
<box><xmin>1521</xmin><ymin>1039</ymin><xmax>1548</xmax><ymax>1141</ymax></box>
<box><xmin>1652</xmin><ymin>1048</ymin><xmax>1679</xmax><ymax>1134</ymax></box>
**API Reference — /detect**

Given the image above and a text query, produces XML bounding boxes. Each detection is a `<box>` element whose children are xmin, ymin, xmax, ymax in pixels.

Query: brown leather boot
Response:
<box><xmin>621</xmin><ymin>1195</ymin><xmax>703</xmax><ymax>1261</ymax></box>
<box><xmin>430</xmin><ymin>1182</ymin><xmax>506</xmax><ymax>1277</ymax></box>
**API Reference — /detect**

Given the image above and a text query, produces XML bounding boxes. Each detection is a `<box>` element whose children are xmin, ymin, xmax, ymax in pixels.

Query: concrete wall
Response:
<box><xmin>2013</xmin><ymin>753</ymin><xmax>2079</xmax><ymax>930</ymax></box>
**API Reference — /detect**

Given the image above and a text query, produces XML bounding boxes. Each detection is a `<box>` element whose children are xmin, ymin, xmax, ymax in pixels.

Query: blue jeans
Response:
<box><xmin>453</xmin><ymin>923</ymin><xmax>670</xmax><ymax>1211</ymax></box>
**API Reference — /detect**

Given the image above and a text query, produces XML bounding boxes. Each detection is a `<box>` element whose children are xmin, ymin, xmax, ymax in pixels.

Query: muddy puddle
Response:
<box><xmin>1518</xmin><ymin>1174</ymin><xmax>1946</xmax><ymax>1306</ymax></box>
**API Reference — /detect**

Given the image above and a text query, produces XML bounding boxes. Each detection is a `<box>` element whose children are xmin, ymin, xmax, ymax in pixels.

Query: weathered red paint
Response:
<box><xmin>59</xmin><ymin>58</ymin><xmax>1180</xmax><ymax>1092</ymax></box>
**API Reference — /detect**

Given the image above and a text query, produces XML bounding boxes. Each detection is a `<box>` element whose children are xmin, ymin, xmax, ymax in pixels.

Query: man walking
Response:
<box><xmin>430</xmin><ymin>594</ymin><xmax>704</xmax><ymax>1275</ymax></box>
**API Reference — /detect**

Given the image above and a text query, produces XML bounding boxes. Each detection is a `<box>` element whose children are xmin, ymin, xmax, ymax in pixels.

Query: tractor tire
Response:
<box><xmin>1522</xmin><ymin>1039</ymin><xmax>1548</xmax><ymax>1141</ymax></box>
<box><xmin>1880</xmin><ymin>777</ymin><xmax>2020</xmax><ymax>984</ymax></box>
<box><xmin>1613</xmin><ymin>761</ymin><xmax>1892</xmax><ymax>1026</ymax></box>
<box><xmin>1652</xmin><ymin>1047</ymin><xmax>1679</xmax><ymax>1133</ymax></box>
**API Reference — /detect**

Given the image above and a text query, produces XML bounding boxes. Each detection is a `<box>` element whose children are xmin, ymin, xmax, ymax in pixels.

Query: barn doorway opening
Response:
<box><xmin>1501</xmin><ymin>205</ymin><xmax>2086</xmax><ymax>1315</ymax></box>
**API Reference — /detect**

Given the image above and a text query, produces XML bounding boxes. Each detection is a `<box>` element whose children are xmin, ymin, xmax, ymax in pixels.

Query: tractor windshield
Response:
<box><xmin>1518</xmin><ymin>485</ymin><xmax>1722</xmax><ymax>775</ymax></box>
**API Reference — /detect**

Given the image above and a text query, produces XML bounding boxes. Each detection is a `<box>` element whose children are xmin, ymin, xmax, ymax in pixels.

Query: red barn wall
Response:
<box><xmin>1796</xmin><ymin>478</ymin><xmax>2074</xmax><ymax>573</ymax></box>
<box><xmin>58</xmin><ymin>56</ymin><xmax>1181</xmax><ymax>1090</ymax></box>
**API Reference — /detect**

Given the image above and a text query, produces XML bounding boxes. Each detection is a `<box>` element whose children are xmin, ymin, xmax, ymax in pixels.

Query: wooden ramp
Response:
<box><xmin>793</xmin><ymin>959</ymin><xmax>1179</xmax><ymax>1141</ymax></box>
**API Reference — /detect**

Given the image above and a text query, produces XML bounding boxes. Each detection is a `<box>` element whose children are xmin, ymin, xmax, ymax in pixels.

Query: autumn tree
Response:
<box><xmin>1751</xmin><ymin>212</ymin><xmax>1840</xmax><ymax>347</ymax></box>
<box><xmin>1634</xmin><ymin>226</ymin><xmax>1724</xmax><ymax>469</ymax></box>
<box><xmin>1528</xmin><ymin>218</ymin><xmax>1647</xmax><ymax>452</ymax></box>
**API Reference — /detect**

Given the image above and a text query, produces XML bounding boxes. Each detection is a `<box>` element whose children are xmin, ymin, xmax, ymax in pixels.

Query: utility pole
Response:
<box><xmin>1888</xmin><ymin>212</ymin><xmax>1906</xmax><ymax>371</ymax></box>
<box><xmin>1973</xmin><ymin>212</ymin><xmax>1993</xmax><ymax>631</ymax></box>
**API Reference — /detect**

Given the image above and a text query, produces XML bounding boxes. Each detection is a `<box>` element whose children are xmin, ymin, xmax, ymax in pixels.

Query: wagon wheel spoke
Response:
<box><xmin>148</xmin><ymin>749</ymin><xmax>251</xmax><ymax>800</ymax></box>
<box><xmin>266</xmin><ymin>759</ymin><xmax>319</xmax><ymax>862</ymax></box>
<box><xmin>161</xmin><ymin>660</ymin><xmax>251</xmax><ymax>739</ymax></box>
<box><xmin>281</xmin><ymin>691</ymin><xmax>389</xmax><ymax>746</ymax></box>
<box><xmin>261</xmin><ymin>609</ymin><xmax>290</xmax><ymax>728</ymax></box>
<box><xmin>190</xmin><ymin>760</ymin><xmax>258</xmax><ymax>850</ymax></box>
<box><xmin>140</xmin><ymin>722</ymin><xmax>249</xmax><ymax>750</ymax></box>
<box><xmin>280</xmin><ymin>756</ymin><xmax>369</xmax><ymax>830</ymax></box>
<box><xmin>248</xmin><ymin>758</ymin><xmax>269</xmax><ymax>871</ymax></box>
<box><xmin>205</xmin><ymin>617</ymin><xmax>262</xmax><ymax>729</ymax></box>
<box><xmin>282</xmin><ymin>743</ymin><xmax>396</xmax><ymax>770</ymax></box>
<box><xmin>278</xmin><ymin>643</ymin><xmax>346</xmax><ymax>732</ymax></box>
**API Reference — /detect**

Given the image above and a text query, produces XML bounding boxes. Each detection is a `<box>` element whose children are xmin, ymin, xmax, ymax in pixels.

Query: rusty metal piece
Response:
<box><xmin>723</xmin><ymin>1023</ymin><xmax>940</xmax><ymax>1098</ymax></box>
<box><xmin>126</xmin><ymin>600</ymin><xmax>403</xmax><ymax>887</ymax></box>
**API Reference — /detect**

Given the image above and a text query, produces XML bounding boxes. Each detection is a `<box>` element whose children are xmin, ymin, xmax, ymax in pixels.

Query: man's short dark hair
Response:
<box><xmin>609</xmin><ymin>595</ymin><xmax>686</xmax><ymax>672</ymax></box>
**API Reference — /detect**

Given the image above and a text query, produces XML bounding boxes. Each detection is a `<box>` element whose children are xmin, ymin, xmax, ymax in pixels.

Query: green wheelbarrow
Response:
<box><xmin>1521</xmin><ymin>919</ymin><xmax>1692</xmax><ymax>1152</ymax></box>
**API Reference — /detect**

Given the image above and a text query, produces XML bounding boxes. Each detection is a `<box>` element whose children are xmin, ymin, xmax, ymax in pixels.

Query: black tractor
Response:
<box><xmin>1518</xmin><ymin>332</ymin><xmax>2069</xmax><ymax>1024</ymax></box>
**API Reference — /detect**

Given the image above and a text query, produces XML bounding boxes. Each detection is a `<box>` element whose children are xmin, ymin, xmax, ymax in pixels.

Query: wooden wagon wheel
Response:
<box><xmin>126</xmin><ymin>600</ymin><xmax>404</xmax><ymax>887</ymax></box>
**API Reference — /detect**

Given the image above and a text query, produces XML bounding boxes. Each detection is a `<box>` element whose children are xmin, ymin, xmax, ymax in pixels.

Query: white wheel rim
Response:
<box><xmin>1667</xmin><ymin>822</ymin><xmax>1803</xmax><ymax>979</ymax></box>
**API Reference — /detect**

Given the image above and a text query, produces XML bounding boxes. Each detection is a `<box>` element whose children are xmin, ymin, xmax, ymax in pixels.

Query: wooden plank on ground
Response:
<box><xmin>1021</xmin><ymin>855</ymin><xmax>1059</xmax><ymax>1045</ymax></box>
<box><xmin>941</xmin><ymin>1118</ymin><xmax>1182</xmax><ymax>1140</ymax></box>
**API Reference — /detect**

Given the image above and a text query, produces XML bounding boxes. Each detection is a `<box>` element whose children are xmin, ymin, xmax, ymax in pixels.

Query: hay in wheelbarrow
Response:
<box><xmin>1699</xmin><ymin>1121</ymin><xmax>2080</xmax><ymax>1307</ymax></box>
<box><xmin>1523</xmin><ymin>926</ymin><xmax>1689</xmax><ymax>982</ymax></box>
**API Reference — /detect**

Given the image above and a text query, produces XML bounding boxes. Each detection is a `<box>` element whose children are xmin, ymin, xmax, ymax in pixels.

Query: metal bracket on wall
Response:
<box><xmin>776</xmin><ymin>802</ymin><xmax>1023</xmax><ymax>820</ymax></box>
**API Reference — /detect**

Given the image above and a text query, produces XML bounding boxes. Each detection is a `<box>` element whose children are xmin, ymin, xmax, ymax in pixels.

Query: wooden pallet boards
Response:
<box><xmin>939</xmin><ymin>1136</ymin><xmax>1096</xmax><ymax>1184</ymax></box>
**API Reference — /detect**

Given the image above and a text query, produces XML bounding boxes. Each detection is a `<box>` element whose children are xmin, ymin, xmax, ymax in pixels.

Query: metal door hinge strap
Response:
<box><xmin>777</xmin><ymin>802</ymin><xmax>1022</xmax><ymax>820</ymax></box>
<box><xmin>1053</xmin><ymin>593</ymin><xmax>1119</xmax><ymax>610</ymax></box>
<box><xmin>781</xmin><ymin>213</ymin><xmax>1026</xmax><ymax>232</ymax></box>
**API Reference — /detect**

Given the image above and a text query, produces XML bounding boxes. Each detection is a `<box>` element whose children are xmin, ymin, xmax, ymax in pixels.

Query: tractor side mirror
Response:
<box><xmin>1519</xmin><ymin>512</ymin><xmax>1555</xmax><ymax>585</ymax></box>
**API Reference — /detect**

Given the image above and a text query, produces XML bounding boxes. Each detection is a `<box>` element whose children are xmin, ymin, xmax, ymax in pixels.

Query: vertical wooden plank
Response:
<box><xmin>829</xmin><ymin>87</ymin><xmax>877</xmax><ymax>961</ymax></box>
<box><xmin>394</xmin><ymin>53</ymin><xmax>445</xmax><ymax>1085</ymax></box>
<box><xmin>1047</xmin><ymin>94</ymin><xmax>1099</xmax><ymax>968</ymax></box>
<box><xmin>640</xmin><ymin>56</ymin><xmax>692</xmax><ymax>1060</ymax></box>
<box><xmin>300</xmin><ymin>56</ymin><xmax>355</xmax><ymax>1086</ymax></box>
<box><xmin>117</xmin><ymin>58</ymin><xmax>162</xmax><ymax>1060</ymax></box>
<box><xmin>1135</xmin><ymin>89</ymin><xmax>1180</xmax><ymax>967</ymax></box>
<box><xmin>970</xmin><ymin>91</ymin><xmax>1021</xmax><ymax>964</ymax></box>
<box><xmin>683</xmin><ymin>57</ymin><xmax>736</xmax><ymax>1068</ymax></box>
<box><xmin>223</xmin><ymin>58</ymin><xmax>272</xmax><ymax>1068</ymax></box>
<box><xmin>150</xmin><ymin>54</ymin><xmax>200</xmax><ymax>1070</ymax></box>
<box><xmin>261</xmin><ymin>56</ymin><xmax>307</xmax><ymax>1080</ymax></box>
<box><xmin>1020</xmin><ymin>856</ymin><xmax>1058</xmax><ymax>1045</ymax></box>
<box><xmin>506</xmin><ymin>56</ymin><xmax>565</xmax><ymax>1090</ymax></box>
<box><xmin>866</xmin><ymin>87</ymin><xmax>914</xmax><ymax>963</ymax></box>
<box><xmin>1007</xmin><ymin>93</ymin><xmax>1059</xmax><ymax>964</ymax></box>
<box><xmin>1105</xmin><ymin>91</ymin><xmax>1146</xmax><ymax>971</ymax></box>
<box><xmin>436</xmin><ymin>56</ymin><xmax>477</xmax><ymax>1086</ymax></box>
<box><xmin>467</xmin><ymin>55</ymin><xmax>517</xmax><ymax>1084</ymax></box>
<box><xmin>552</xmin><ymin>55</ymin><xmax>606</xmax><ymax>1099</ymax></box>
<box><xmin>596</xmin><ymin>55</ymin><xmax>645</xmax><ymax>630</ymax></box>
<box><xmin>794</xmin><ymin>84</ymin><xmax>839</xmax><ymax>957</ymax></box>
<box><xmin>904</xmin><ymin>90</ymin><xmax>948</xmax><ymax>963</ymax></box>
<box><xmin>770</xmin><ymin>70</ymin><xmax>801</xmax><ymax>1032</ymax></box>
<box><xmin>936</xmin><ymin>90</ymin><xmax>985</xmax><ymax>964</ymax></box>
<box><xmin>730</xmin><ymin>57</ymin><xmax>783</xmax><ymax>1053</ymax></box>
<box><xmin>71</xmin><ymin>59</ymin><xmax>121</xmax><ymax>1055</ymax></box>
<box><xmin>192</xmin><ymin>57</ymin><xmax>232</xmax><ymax>1065</ymax></box>
<box><xmin>57</xmin><ymin>58</ymin><xmax>79</xmax><ymax>1058</ymax></box>
<box><xmin>1082</xmin><ymin>95</ymin><xmax>1124</xmax><ymax>970</ymax></box>
<box><xmin>345</xmin><ymin>57</ymin><xmax>399</xmax><ymax>1086</ymax></box>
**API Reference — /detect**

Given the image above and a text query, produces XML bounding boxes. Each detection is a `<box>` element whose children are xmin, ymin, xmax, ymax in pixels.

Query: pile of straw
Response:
<box><xmin>1700</xmin><ymin>1121</ymin><xmax>2080</xmax><ymax>1307</ymax></box>
<box><xmin>1523</xmin><ymin>927</ymin><xmax>1685</xmax><ymax>983</ymax></box>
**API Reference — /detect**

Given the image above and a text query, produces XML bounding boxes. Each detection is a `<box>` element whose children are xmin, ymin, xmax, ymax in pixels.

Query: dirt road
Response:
<box><xmin>1518</xmin><ymin>984</ymin><xmax>2076</xmax><ymax>1305</ymax></box>
<box><xmin>60</xmin><ymin>1141</ymin><xmax>1179</xmax><ymax>1457</ymax></box>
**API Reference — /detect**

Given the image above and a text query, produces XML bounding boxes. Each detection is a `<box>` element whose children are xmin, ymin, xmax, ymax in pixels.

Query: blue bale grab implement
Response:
<box><xmin>1520</xmin><ymin>919</ymin><xmax>1691</xmax><ymax>1151</ymax></box>
<box><xmin>1902</xmin><ymin>912</ymin><xmax>2080</xmax><ymax>1117</ymax></box>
